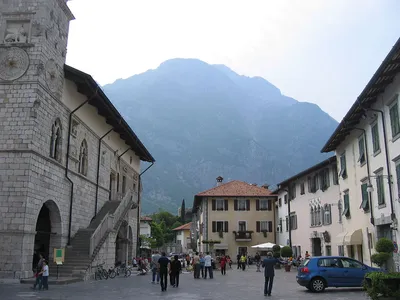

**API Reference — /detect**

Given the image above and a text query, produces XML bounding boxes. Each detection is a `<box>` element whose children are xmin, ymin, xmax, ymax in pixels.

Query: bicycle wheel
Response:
<box><xmin>102</xmin><ymin>269</ymin><xmax>109</xmax><ymax>279</ymax></box>
<box><xmin>125</xmin><ymin>269</ymin><xmax>131</xmax><ymax>277</ymax></box>
<box><xmin>109</xmin><ymin>270</ymin><xmax>116</xmax><ymax>279</ymax></box>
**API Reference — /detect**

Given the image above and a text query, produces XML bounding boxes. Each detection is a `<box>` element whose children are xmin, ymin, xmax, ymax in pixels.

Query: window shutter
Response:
<box><xmin>268</xmin><ymin>221</ymin><xmax>273</xmax><ymax>232</ymax></box>
<box><xmin>267</xmin><ymin>199</ymin><xmax>272</xmax><ymax>211</ymax></box>
<box><xmin>224</xmin><ymin>221</ymin><xmax>229</xmax><ymax>232</ymax></box>
<box><xmin>256</xmin><ymin>221</ymin><xmax>260</xmax><ymax>232</ymax></box>
<box><xmin>234</xmin><ymin>199</ymin><xmax>238</xmax><ymax>211</ymax></box>
<box><xmin>256</xmin><ymin>199</ymin><xmax>260</xmax><ymax>211</ymax></box>
<box><xmin>246</xmin><ymin>199</ymin><xmax>250</xmax><ymax>211</ymax></box>
<box><xmin>212</xmin><ymin>221</ymin><xmax>216</xmax><ymax>233</ymax></box>
<box><xmin>212</xmin><ymin>199</ymin><xmax>216</xmax><ymax>211</ymax></box>
<box><xmin>224</xmin><ymin>199</ymin><xmax>228</xmax><ymax>211</ymax></box>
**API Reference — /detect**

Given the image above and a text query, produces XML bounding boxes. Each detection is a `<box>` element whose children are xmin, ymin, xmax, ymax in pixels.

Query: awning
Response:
<box><xmin>336</xmin><ymin>232</ymin><xmax>348</xmax><ymax>244</ymax></box>
<box><xmin>344</xmin><ymin>229</ymin><xmax>363</xmax><ymax>245</ymax></box>
<box><xmin>214</xmin><ymin>243</ymin><xmax>228</xmax><ymax>250</ymax></box>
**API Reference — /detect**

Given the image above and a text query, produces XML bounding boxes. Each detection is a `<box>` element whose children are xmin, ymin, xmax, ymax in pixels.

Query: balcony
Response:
<box><xmin>233</xmin><ymin>231</ymin><xmax>253</xmax><ymax>241</ymax></box>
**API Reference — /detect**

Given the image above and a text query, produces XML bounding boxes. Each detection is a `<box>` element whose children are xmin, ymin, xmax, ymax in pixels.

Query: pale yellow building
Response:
<box><xmin>173</xmin><ymin>222</ymin><xmax>192</xmax><ymax>253</ymax></box>
<box><xmin>192</xmin><ymin>177</ymin><xmax>277</xmax><ymax>257</ymax></box>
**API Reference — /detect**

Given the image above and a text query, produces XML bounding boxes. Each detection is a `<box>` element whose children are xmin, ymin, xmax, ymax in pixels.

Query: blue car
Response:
<box><xmin>296</xmin><ymin>256</ymin><xmax>381</xmax><ymax>293</ymax></box>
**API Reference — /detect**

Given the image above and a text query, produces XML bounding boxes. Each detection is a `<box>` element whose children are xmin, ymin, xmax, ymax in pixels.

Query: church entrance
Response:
<box><xmin>33</xmin><ymin>200</ymin><xmax>62</xmax><ymax>270</ymax></box>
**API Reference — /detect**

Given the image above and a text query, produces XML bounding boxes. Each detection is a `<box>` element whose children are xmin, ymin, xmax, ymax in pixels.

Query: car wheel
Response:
<box><xmin>310</xmin><ymin>278</ymin><xmax>326</xmax><ymax>293</ymax></box>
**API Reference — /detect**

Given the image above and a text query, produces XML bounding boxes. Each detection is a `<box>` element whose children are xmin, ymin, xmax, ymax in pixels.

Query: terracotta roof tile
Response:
<box><xmin>173</xmin><ymin>222</ymin><xmax>192</xmax><ymax>231</ymax></box>
<box><xmin>140</xmin><ymin>216</ymin><xmax>152</xmax><ymax>221</ymax></box>
<box><xmin>196</xmin><ymin>180</ymin><xmax>275</xmax><ymax>197</ymax></box>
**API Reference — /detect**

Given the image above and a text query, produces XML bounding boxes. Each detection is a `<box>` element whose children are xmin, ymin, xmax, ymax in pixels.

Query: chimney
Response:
<box><xmin>216</xmin><ymin>176</ymin><xmax>223</xmax><ymax>186</ymax></box>
<box><xmin>261</xmin><ymin>184</ymin><xmax>269</xmax><ymax>189</ymax></box>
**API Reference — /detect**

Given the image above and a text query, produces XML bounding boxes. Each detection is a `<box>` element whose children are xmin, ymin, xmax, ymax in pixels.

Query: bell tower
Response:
<box><xmin>0</xmin><ymin>0</ymin><xmax>74</xmax><ymax>279</ymax></box>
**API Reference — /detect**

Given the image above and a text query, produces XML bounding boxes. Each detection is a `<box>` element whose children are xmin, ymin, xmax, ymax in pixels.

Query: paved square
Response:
<box><xmin>0</xmin><ymin>266</ymin><xmax>368</xmax><ymax>299</ymax></box>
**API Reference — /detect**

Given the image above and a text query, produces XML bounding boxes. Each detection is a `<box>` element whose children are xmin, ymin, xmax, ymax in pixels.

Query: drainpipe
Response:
<box><xmin>136</xmin><ymin>162</ymin><xmax>155</xmax><ymax>256</ymax></box>
<box><xmin>353</xmin><ymin>126</ymin><xmax>375</xmax><ymax>225</ymax></box>
<box><xmin>361</xmin><ymin>106</ymin><xmax>395</xmax><ymax>221</ymax></box>
<box><xmin>65</xmin><ymin>88</ymin><xmax>98</xmax><ymax>245</ymax></box>
<box><xmin>94</xmin><ymin>128</ymin><xmax>114</xmax><ymax>217</ymax></box>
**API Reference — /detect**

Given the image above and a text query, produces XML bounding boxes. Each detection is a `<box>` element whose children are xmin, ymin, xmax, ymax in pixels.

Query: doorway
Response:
<box><xmin>312</xmin><ymin>238</ymin><xmax>322</xmax><ymax>256</ymax></box>
<box><xmin>33</xmin><ymin>200</ymin><xmax>62</xmax><ymax>269</ymax></box>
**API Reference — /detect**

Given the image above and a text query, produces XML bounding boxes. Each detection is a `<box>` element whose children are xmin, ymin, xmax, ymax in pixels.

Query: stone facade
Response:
<box><xmin>0</xmin><ymin>0</ymin><xmax>153</xmax><ymax>279</ymax></box>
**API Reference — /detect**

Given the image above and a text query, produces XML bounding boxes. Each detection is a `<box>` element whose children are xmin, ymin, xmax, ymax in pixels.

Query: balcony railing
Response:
<box><xmin>233</xmin><ymin>231</ymin><xmax>253</xmax><ymax>241</ymax></box>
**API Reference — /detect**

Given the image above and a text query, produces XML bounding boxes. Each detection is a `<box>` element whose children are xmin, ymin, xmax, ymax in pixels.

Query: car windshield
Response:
<box><xmin>300</xmin><ymin>258</ymin><xmax>310</xmax><ymax>267</ymax></box>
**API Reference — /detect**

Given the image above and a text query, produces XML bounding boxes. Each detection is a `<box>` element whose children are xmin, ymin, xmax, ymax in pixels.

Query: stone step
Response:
<box><xmin>20</xmin><ymin>277</ymin><xmax>83</xmax><ymax>285</ymax></box>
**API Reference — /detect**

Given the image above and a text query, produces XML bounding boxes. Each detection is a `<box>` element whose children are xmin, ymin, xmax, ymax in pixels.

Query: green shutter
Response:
<box><xmin>396</xmin><ymin>164</ymin><xmax>400</xmax><ymax>198</ymax></box>
<box><xmin>390</xmin><ymin>103</ymin><xmax>400</xmax><ymax>137</ymax></box>
<box><xmin>360</xmin><ymin>184</ymin><xmax>369</xmax><ymax>211</ymax></box>
<box><xmin>344</xmin><ymin>194</ymin><xmax>350</xmax><ymax>217</ymax></box>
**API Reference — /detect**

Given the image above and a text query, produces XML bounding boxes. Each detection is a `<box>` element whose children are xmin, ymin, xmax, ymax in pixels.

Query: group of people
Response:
<box><xmin>150</xmin><ymin>251</ymin><xmax>182</xmax><ymax>291</ymax></box>
<box><xmin>31</xmin><ymin>253</ymin><xmax>49</xmax><ymax>291</ymax></box>
<box><xmin>192</xmin><ymin>252</ymin><xmax>214</xmax><ymax>278</ymax></box>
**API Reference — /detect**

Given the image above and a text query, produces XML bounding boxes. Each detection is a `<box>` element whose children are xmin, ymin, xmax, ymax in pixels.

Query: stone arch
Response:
<box><xmin>115</xmin><ymin>220</ymin><xmax>129</xmax><ymax>264</ymax></box>
<box><xmin>33</xmin><ymin>200</ymin><xmax>62</xmax><ymax>268</ymax></box>
<box><xmin>50</xmin><ymin>118</ymin><xmax>62</xmax><ymax>162</ymax></box>
<box><xmin>128</xmin><ymin>225</ymin><xmax>133</xmax><ymax>260</ymax></box>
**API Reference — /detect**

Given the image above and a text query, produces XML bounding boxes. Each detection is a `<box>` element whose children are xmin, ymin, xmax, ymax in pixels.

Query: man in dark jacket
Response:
<box><xmin>262</xmin><ymin>252</ymin><xmax>283</xmax><ymax>296</ymax></box>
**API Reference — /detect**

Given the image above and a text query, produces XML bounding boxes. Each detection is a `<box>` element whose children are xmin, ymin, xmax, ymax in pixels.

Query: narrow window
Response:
<box><xmin>343</xmin><ymin>192</ymin><xmax>350</xmax><ymax>218</ymax></box>
<box><xmin>376</xmin><ymin>175</ymin><xmax>385</xmax><ymax>206</ymax></box>
<box><xmin>339</xmin><ymin>154</ymin><xmax>347</xmax><ymax>179</ymax></box>
<box><xmin>358</xmin><ymin>136</ymin><xmax>366</xmax><ymax>165</ymax></box>
<box><xmin>389</xmin><ymin>101</ymin><xmax>400</xmax><ymax>138</ymax></box>
<box><xmin>360</xmin><ymin>183</ymin><xmax>369</xmax><ymax>211</ymax></box>
<box><xmin>78</xmin><ymin>139</ymin><xmax>88</xmax><ymax>176</ymax></box>
<box><xmin>50</xmin><ymin>119</ymin><xmax>62</xmax><ymax>161</ymax></box>
<box><xmin>371</xmin><ymin>123</ymin><xmax>380</xmax><ymax>154</ymax></box>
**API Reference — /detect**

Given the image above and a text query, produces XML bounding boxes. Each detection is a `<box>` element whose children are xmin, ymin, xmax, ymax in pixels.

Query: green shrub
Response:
<box><xmin>280</xmin><ymin>246</ymin><xmax>293</xmax><ymax>258</ymax></box>
<box><xmin>371</xmin><ymin>253</ymin><xmax>392</xmax><ymax>267</ymax></box>
<box><xmin>363</xmin><ymin>272</ymin><xmax>400</xmax><ymax>300</ymax></box>
<box><xmin>272</xmin><ymin>245</ymin><xmax>281</xmax><ymax>253</ymax></box>
<box><xmin>375</xmin><ymin>238</ymin><xmax>395</xmax><ymax>254</ymax></box>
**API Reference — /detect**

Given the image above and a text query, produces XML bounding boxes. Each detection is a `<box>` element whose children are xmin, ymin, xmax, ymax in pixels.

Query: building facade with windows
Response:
<box><xmin>275</xmin><ymin>156</ymin><xmax>342</xmax><ymax>259</ymax></box>
<box><xmin>0</xmin><ymin>0</ymin><xmax>154</xmax><ymax>279</ymax></box>
<box><xmin>322</xmin><ymin>37</ymin><xmax>400</xmax><ymax>271</ymax></box>
<box><xmin>192</xmin><ymin>177</ymin><xmax>277</xmax><ymax>256</ymax></box>
<box><xmin>173</xmin><ymin>222</ymin><xmax>192</xmax><ymax>253</ymax></box>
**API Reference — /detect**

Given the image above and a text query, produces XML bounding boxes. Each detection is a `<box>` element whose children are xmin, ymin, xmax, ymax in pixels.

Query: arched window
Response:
<box><xmin>316</xmin><ymin>205</ymin><xmax>321</xmax><ymax>225</ymax></box>
<box><xmin>78</xmin><ymin>139</ymin><xmax>88</xmax><ymax>176</ymax></box>
<box><xmin>50</xmin><ymin>119</ymin><xmax>62</xmax><ymax>161</ymax></box>
<box><xmin>310</xmin><ymin>207</ymin><xmax>314</xmax><ymax>227</ymax></box>
<box><xmin>324</xmin><ymin>204</ymin><xmax>332</xmax><ymax>225</ymax></box>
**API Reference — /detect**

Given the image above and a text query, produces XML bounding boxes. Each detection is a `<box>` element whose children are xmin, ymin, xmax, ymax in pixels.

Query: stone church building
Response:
<box><xmin>0</xmin><ymin>0</ymin><xmax>154</xmax><ymax>279</ymax></box>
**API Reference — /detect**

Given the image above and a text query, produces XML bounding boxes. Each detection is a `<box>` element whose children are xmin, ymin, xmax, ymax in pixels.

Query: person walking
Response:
<box><xmin>240</xmin><ymin>253</ymin><xmax>247</xmax><ymax>271</ymax></box>
<box><xmin>262</xmin><ymin>252</ymin><xmax>283</xmax><ymax>296</ymax></box>
<box><xmin>32</xmin><ymin>253</ymin><xmax>44</xmax><ymax>290</ymax></box>
<box><xmin>199</xmin><ymin>254</ymin><xmax>205</xmax><ymax>278</ymax></box>
<box><xmin>151</xmin><ymin>251</ymin><xmax>161</xmax><ymax>284</ymax></box>
<box><xmin>255</xmin><ymin>252</ymin><xmax>261</xmax><ymax>272</ymax></box>
<box><xmin>236</xmin><ymin>253</ymin><xmax>241</xmax><ymax>269</ymax></box>
<box><xmin>38</xmin><ymin>260</ymin><xmax>49</xmax><ymax>291</ymax></box>
<box><xmin>204</xmin><ymin>252</ymin><xmax>213</xmax><ymax>279</ymax></box>
<box><xmin>170</xmin><ymin>255</ymin><xmax>182</xmax><ymax>287</ymax></box>
<box><xmin>157</xmin><ymin>252</ymin><xmax>170</xmax><ymax>292</ymax></box>
<box><xmin>192</xmin><ymin>252</ymin><xmax>200</xmax><ymax>279</ymax></box>
<box><xmin>220</xmin><ymin>255</ymin><xmax>227</xmax><ymax>275</ymax></box>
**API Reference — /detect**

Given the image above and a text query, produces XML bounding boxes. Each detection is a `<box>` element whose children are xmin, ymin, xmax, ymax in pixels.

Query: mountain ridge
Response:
<box><xmin>102</xmin><ymin>58</ymin><xmax>338</xmax><ymax>213</ymax></box>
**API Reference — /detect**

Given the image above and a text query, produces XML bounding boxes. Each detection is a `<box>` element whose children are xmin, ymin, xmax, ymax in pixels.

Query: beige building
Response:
<box><xmin>173</xmin><ymin>222</ymin><xmax>192</xmax><ymax>253</ymax></box>
<box><xmin>192</xmin><ymin>177</ymin><xmax>277</xmax><ymax>257</ymax></box>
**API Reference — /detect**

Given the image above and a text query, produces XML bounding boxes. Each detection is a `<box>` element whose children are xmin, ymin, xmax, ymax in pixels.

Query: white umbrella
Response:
<box><xmin>251</xmin><ymin>242</ymin><xmax>276</xmax><ymax>249</ymax></box>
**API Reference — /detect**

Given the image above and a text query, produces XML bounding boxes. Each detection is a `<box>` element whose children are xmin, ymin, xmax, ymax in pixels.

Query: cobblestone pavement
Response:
<box><xmin>0</xmin><ymin>266</ymin><xmax>368</xmax><ymax>300</ymax></box>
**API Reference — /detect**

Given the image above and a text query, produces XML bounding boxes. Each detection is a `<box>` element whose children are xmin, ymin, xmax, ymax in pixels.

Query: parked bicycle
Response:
<box><xmin>114</xmin><ymin>262</ymin><xmax>131</xmax><ymax>277</ymax></box>
<box><xmin>93</xmin><ymin>263</ymin><xmax>109</xmax><ymax>280</ymax></box>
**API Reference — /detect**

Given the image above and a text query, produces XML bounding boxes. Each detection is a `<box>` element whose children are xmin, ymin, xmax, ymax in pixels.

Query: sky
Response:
<box><xmin>66</xmin><ymin>0</ymin><xmax>400</xmax><ymax>122</ymax></box>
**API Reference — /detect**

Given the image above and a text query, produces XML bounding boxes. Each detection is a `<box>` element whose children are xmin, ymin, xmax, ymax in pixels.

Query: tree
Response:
<box><xmin>371</xmin><ymin>238</ymin><xmax>394</xmax><ymax>269</ymax></box>
<box><xmin>280</xmin><ymin>246</ymin><xmax>293</xmax><ymax>258</ymax></box>
<box><xmin>148</xmin><ymin>210</ymin><xmax>182</xmax><ymax>246</ymax></box>
<box><xmin>180</xmin><ymin>199</ymin><xmax>186</xmax><ymax>223</ymax></box>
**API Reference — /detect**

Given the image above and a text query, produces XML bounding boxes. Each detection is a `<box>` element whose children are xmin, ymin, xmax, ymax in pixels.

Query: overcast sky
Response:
<box><xmin>66</xmin><ymin>0</ymin><xmax>400</xmax><ymax>121</ymax></box>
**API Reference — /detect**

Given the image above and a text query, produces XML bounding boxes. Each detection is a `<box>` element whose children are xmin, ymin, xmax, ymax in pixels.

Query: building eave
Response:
<box><xmin>64</xmin><ymin>65</ymin><xmax>155</xmax><ymax>163</ymax></box>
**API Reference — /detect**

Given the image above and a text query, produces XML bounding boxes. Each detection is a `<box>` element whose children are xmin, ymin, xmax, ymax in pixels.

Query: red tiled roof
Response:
<box><xmin>173</xmin><ymin>222</ymin><xmax>192</xmax><ymax>231</ymax></box>
<box><xmin>196</xmin><ymin>180</ymin><xmax>275</xmax><ymax>197</ymax></box>
<box><xmin>140</xmin><ymin>216</ymin><xmax>152</xmax><ymax>221</ymax></box>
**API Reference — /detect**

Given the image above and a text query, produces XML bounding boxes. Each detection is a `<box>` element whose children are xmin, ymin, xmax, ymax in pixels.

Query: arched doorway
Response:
<box><xmin>33</xmin><ymin>200</ymin><xmax>62</xmax><ymax>269</ymax></box>
<box><xmin>128</xmin><ymin>226</ymin><xmax>133</xmax><ymax>260</ymax></box>
<box><xmin>115</xmin><ymin>221</ymin><xmax>129</xmax><ymax>264</ymax></box>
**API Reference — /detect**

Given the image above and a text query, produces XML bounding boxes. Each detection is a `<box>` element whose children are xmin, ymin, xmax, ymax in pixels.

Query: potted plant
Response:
<box><xmin>272</xmin><ymin>245</ymin><xmax>281</xmax><ymax>269</ymax></box>
<box><xmin>280</xmin><ymin>246</ymin><xmax>293</xmax><ymax>272</ymax></box>
<box><xmin>371</xmin><ymin>238</ymin><xmax>395</xmax><ymax>270</ymax></box>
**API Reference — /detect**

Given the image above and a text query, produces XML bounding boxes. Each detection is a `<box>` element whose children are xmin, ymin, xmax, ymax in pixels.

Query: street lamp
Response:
<box><xmin>367</xmin><ymin>183</ymin><xmax>374</xmax><ymax>193</ymax></box>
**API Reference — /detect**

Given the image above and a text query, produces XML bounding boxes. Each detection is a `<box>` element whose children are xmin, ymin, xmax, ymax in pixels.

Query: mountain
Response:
<box><xmin>102</xmin><ymin>58</ymin><xmax>338</xmax><ymax>214</ymax></box>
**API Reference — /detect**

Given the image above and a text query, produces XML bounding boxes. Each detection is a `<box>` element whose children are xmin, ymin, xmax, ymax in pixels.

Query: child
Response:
<box><xmin>38</xmin><ymin>260</ymin><xmax>49</xmax><ymax>290</ymax></box>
